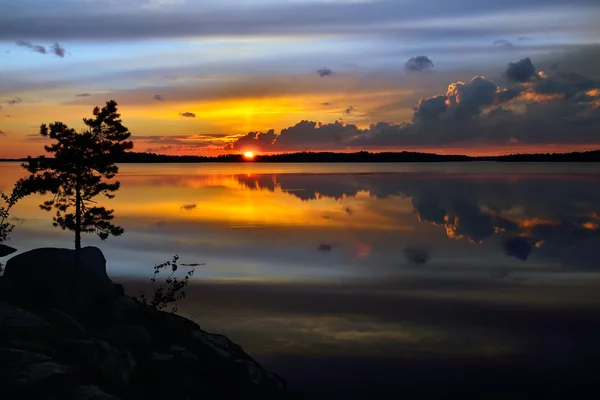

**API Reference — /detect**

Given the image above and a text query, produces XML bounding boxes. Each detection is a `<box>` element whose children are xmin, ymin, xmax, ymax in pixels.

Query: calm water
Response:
<box><xmin>3</xmin><ymin>162</ymin><xmax>600</xmax><ymax>398</ymax></box>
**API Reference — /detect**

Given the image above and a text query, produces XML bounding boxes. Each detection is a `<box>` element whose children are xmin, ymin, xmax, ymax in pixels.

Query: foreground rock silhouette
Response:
<box><xmin>0</xmin><ymin>247</ymin><xmax>300</xmax><ymax>400</ymax></box>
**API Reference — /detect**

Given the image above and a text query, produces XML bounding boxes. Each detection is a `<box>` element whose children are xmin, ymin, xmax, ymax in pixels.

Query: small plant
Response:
<box><xmin>0</xmin><ymin>183</ymin><xmax>27</xmax><ymax>271</ymax></box>
<box><xmin>135</xmin><ymin>254</ymin><xmax>202</xmax><ymax>313</ymax></box>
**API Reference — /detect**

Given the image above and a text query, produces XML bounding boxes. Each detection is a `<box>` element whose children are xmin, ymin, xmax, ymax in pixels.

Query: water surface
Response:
<box><xmin>2</xmin><ymin>162</ymin><xmax>600</xmax><ymax>398</ymax></box>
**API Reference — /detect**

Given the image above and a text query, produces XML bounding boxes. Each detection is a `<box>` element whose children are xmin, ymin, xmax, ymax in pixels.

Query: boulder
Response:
<box><xmin>104</xmin><ymin>325</ymin><xmax>153</xmax><ymax>356</ymax></box>
<box><xmin>0</xmin><ymin>349</ymin><xmax>75</xmax><ymax>397</ymax></box>
<box><xmin>37</xmin><ymin>308</ymin><xmax>87</xmax><ymax>339</ymax></box>
<box><xmin>41</xmin><ymin>384</ymin><xmax>118</xmax><ymax>400</ymax></box>
<box><xmin>108</xmin><ymin>296</ymin><xmax>142</xmax><ymax>324</ymax></box>
<box><xmin>142</xmin><ymin>308</ymin><xmax>201</xmax><ymax>345</ymax></box>
<box><xmin>61</xmin><ymin>339</ymin><xmax>136</xmax><ymax>396</ymax></box>
<box><xmin>0</xmin><ymin>243</ymin><xmax>17</xmax><ymax>257</ymax></box>
<box><xmin>2</xmin><ymin>247</ymin><xmax>117</xmax><ymax>315</ymax></box>
<box><xmin>0</xmin><ymin>302</ymin><xmax>53</xmax><ymax>336</ymax></box>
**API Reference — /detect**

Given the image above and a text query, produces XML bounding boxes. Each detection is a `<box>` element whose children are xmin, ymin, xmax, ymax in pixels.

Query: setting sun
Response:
<box><xmin>244</xmin><ymin>151</ymin><xmax>255</xmax><ymax>159</ymax></box>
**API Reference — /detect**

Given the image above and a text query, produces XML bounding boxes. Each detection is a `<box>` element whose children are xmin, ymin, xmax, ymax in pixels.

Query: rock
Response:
<box><xmin>108</xmin><ymin>296</ymin><xmax>141</xmax><ymax>324</ymax></box>
<box><xmin>113</xmin><ymin>283</ymin><xmax>125</xmax><ymax>296</ymax></box>
<box><xmin>37</xmin><ymin>308</ymin><xmax>87</xmax><ymax>339</ymax></box>
<box><xmin>104</xmin><ymin>325</ymin><xmax>153</xmax><ymax>356</ymax></box>
<box><xmin>2</xmin><ymin>247</ymin><xmax>117</xmax><ymax>315</ymax></box>
<box><xmin>0</xmin><ymin>243</ymin><xmax>17</xmax><ymax>257</ymax></box>
<box><xmin>0</xmin><ymin>302</ymin><xmax>53</xmax><ymax>336</ymax></box>
<box><xmin>41</xmin><ymin>384</ymin><xmax>118</xmax><ymax>400</ymax></box>
<box><xmin>0</xmin><ymin>349</ymin><xmax>74</xmax><ymax>394</ymax></box>
<box><xmin>61</xmin><ymin>339</ymin><xmax>136</xmax><ymax>397</ymax></box>
<box><xmin>188</xmin><ymin>330</ymin><xmax>288</xmax><ymax>393</ymax></box>
<box><xmin>190</xmin><ymin>330</ymin><xmax>244</xmax><ymax>359</ymax></box>
<box><xmin>145</xmin><ymin>346</ymin><xmax>203</xmax><ymax>400</ymax></box>
<box><xmin>142</xmin><ymin>308</ymin><xmax>200</xmax><ymax>345</ymax></box>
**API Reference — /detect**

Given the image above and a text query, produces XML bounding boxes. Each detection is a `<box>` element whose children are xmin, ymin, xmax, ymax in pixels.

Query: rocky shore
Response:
<box><xmin>0</xmin><ymin>247</ymin><xmax>301</xmax><ymax>399</ymax></box>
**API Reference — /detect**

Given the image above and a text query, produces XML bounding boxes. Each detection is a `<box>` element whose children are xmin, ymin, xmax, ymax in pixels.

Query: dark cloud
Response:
<box><xmin>180</xmin><ymin>204</ymin><xmax>197</xmax><ymax>211</ymax></box>
<box><xmin>317</xmin><ymin>67</ymin><xmax>333</xmax><ymax>78</ymax></box>
<box><xmin>75</xmin><ymin>93</ymin><xmax>91</xmax><ymax>97</ymax></box>
<box><xmin>225</xmin><ymin>130</ymin><xmax>277</xmax><ymax>152</ymax></box>
<box><xmin>179</xmin><ymin>112</ymin><xmax>196</xmax><ymax>118</ymax></box>
<box><xmin>505</xmin><ymin>57</ymin><xmax>537</xmax><ymax>82</ymax></box>
<box><xmin>344</xmin><ymin>106</ymin><xmax>355</xmax><ymax>115</ymax></box>
<box><xmin>317</xmin><ymin>244</ymin><xmax>333</xmax><ymax>253</ymax></box>
<box><xmin>0</xmin><ymin>129</ymin><xmax>6</xmax><ymax>136</ymax></box>
<box><xmin>503</xmin><ymin>237</ymin><xmax>535</xmax><ymax>261</ymax></box>
<box><xmin>154</xmin><ymin>94</ymin><xmax>164</xmax><ymax>101</ymax></box>
<box><xmin>403</xmin><ymin>247</ymin><xmax>430</xmax><ymax>265</ymax></box>
<box><xmin>412</xmin><ymin>95</ymin><xmax>447</xmax><ymax>123</ymax></box>
<box><xmin>6</xmin><ymin>0</ymin><xmax>595</xmax><ymax>43</ymax></box>
<box><xmin>15</xmin><ymin>40</ymin><xmax>66</xmax><ymax>57</ymax></box>
<box><xmin>49</xmin><ymin>42</ymin><xmax>66</xmax><ymax>57</ymax></box>
<box><xmin>15</xmin><ymin>40</ymin><xmax>46</xmax><ymax>54</ymax></box>
<box><xmin>322</xmin><ymin>102</ymin><xmax>330</xmax><ymax>106</ymax></box>
<box><xmin>223</xmin><ymin>57</ymin><xmax>600</xmax><ymax>151</ymax></box>
<box><xmin>446</xmin><ymin>76</ymin><xmax>498</xmax><ymax>120</ymax></box>
<box><xmin>7</xmin><ymin>97</ymin><xmax>21</xmax><ymax>105</ymax></box>
<box><xmin>533</xmin><ymin>72</ymin><xmax>597</xmax><ymax>98</ymax></box>
<box><xmin>405</xmin><ymin>56</ymin><xmax>434</xmax><ymax>72</ymax></box>
<box><xmin>493</xmin><ymin>39</ymin><xmax>513</xmax><ymax>47</ymax></box>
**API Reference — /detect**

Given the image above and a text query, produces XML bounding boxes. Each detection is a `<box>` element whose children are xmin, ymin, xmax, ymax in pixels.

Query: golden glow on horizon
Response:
<box><xmin>244</xmin><ymin>151</ymin><xmax>255</xmax><ymax>159</ymax></box>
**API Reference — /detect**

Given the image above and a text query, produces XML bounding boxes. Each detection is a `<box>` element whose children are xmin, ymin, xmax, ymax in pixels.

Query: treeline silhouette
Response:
<box><xmin>115</xmin><ymin>151</ymin><xmax>472</xmax><ymax>163</ymax></box>
<box><xmin>2</xmin><ymin>150</ymin><xmax>600</xmax><ymax>163</ymax></box>
<box><xmin>490</xmin><ymin>150</ymin><xmax>600</xmax><ymax>162</ymax></box>
<box><xmin>114</xmin><ymin>150</ymin><xmax>600</xmax><ymax>163</ymax></box>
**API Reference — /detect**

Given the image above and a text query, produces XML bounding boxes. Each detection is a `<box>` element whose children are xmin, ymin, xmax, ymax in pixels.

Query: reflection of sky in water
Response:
<box><xmin>3</xmin><ymin>162</ymin><xmax>600</xmax><ymax>397</ymax></box>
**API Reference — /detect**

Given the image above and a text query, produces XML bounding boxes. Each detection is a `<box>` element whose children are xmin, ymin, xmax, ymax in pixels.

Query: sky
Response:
<box><xmin>1</xmin><ymin>0</ymin><xmax>600</xmax><ymax>157</ymax></box>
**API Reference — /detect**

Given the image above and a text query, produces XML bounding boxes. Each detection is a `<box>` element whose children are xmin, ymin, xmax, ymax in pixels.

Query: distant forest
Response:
<box><xmin>2</xmin><ymin>150</ymin><xmax>600</xmax><ymax>163</ymax></box>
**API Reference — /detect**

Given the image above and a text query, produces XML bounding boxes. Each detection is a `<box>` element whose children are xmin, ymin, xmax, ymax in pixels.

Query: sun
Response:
<box><xmin>243</xmin><ymin>151</ymin><xmax>255</xmax><ymax>159</ymax></box>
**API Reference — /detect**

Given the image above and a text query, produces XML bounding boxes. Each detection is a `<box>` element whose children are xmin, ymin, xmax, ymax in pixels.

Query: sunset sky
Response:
<box><xmin>1</xmin><ymin>0</ymin><xmax>600</xmax><ymax>158</ymax></box>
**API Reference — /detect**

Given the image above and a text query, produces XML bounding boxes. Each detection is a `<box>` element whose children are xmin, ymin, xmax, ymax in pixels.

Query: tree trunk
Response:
<box><xmin>75</xmin><ymin>179</ymin><xmax>82</xmax><ymax>251</ymax></box>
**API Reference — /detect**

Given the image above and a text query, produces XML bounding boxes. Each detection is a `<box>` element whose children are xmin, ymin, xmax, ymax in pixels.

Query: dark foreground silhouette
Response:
<box><xmin>3</xmin><ymin>149</ymin><xmax>600</xmax><ymax>163</ymax></box>
<box><xmin>119</xmin><ymin>149</ymin><xmax>600</xmax><ymax>163</ymax></box>
<box><xmin>0</xmin><ymin>247</ymin><xmax>300</xmax><ymax>400</ymax></box>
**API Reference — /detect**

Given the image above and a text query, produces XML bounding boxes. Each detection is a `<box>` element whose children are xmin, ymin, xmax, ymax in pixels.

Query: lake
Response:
<box><xmin>2</xmin><ymin>162</ymin><xmax>600</xmax><ymax>398</ymax></box>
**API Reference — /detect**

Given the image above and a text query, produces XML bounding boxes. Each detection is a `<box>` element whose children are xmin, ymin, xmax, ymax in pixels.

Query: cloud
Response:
<box><xmin>179</xmin><ymin>112</ymin><xmax>196</xmax><ymax>118</ymax></box>
<box><xmin>190</xmin><ymin>57</ymin><xmax>600</xmax><ymax>153</ymax></box>
<box><xmin>317</xmin><ymin>244</ymin><xmax>333</xmax><ymax>253</ymax></box>
<box><xmin>15</xmin><ymin>40</ymin><xmax>46</xmax><ymax>54</ymax></box>
<box><xmin>518</xmin><ymin>36</ymin><xmax>532</xmax><ymax>41</ymax></box>
<box><xmin>493</xmin><ymin>39</ymin><xmax>513</xmax><ymax>47</ymax></box>
<box><xmin>154</xmin><ymin>94</ymin><xmax>164</xmax><ymax>101</ymax></box>
<box><xmin>225</xmin><ymin>130</ymin><xmax>278</xmax><ymax>152</ymax></box>
<box><xmin>317</xmin><ymin>67</ymin><xmax>333</xmax><ymax>78</ymax></box>
<box><xmin>0</xmin><ymin>129</ymin><xmax>6</xmax><ymax>136</ymax></box>
<box><xmin>7</xmin><ymin>97</ymin><xmax>22</xmax><ymax>105</ymax></box>
<box><xmin>503</xmin><ymin>237</ymin><xmax>535</xmax><ymax>261</ymax></box>
<box><xmin>412</xmin><ymin>95</ymin><xmax>447</xmax><ymax>123</ymax></box>
<box><xmin>403</xmin><ymin>247</ymin><xmax>430</xmax><ymax>265</ymax></box>
<box><xmin>505</xmin><ymin>57</ymin><xmax>537</xmax><ymax>82</ymax></box>
<box><xmin>15</xmin><ymin>40</ymin><xmax>66</xmax><ymax>57</ymax></box>
<box><xmin>7</xmin><ymin>1</ymin><xmax>593</xmax><ymax>43</ymax></box>
<box><xmin>50</xmin><ymin>42</ymin><xmax>66</xmax><ymax>57</ymax></box>
<box><xmin>75</xmin><ymin>93</ymin><xmax>91</xmax><ymax>97</ymax></box>
<box><xmin>322</xmin><ymin>102</ymin><xmax>330</xmax><ymax>106</ymax></box>
<box><xmin>405</xmin><ymin>56</ymin><xmax>434</xmax><ymax>72</ymax></box>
